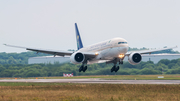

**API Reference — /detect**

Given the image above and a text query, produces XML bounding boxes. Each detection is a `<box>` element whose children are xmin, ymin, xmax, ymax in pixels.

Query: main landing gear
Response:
<box><xmin>111</xmin><ymin>60</ymin><xmax>123</xmax><ymax>72</ymax></box>
<box><xmin>79</xmin><ymin>65</ymin><xmax>87</xmax><ymax>72</ymax></box>
<box><xmin>111</xmin><ymin>65</ymin><xmax>119</xmax><ymax>72</ymax></box>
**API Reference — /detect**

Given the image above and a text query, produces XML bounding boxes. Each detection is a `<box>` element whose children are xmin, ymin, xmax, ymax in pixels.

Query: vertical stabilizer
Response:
<box><xmin>75</xmin><ymin>23</ymin><xmax>83</xmax><ymax>50</ymax></box>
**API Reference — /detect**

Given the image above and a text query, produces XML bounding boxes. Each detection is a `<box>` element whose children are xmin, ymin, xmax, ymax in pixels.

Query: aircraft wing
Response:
<box><xmin>4</xmin><ymin>44</ymin><xmax>98</xmax><ymax>58</ymax></box>
<box><xmin>125</xmin><ymin>46</ymin><xmax>178</xmax><ymax>56</ymax></box>
<box><xmin>4</xmin><ymin>44</ymin><xmax>73</xmax><ymax>56</ymax></box>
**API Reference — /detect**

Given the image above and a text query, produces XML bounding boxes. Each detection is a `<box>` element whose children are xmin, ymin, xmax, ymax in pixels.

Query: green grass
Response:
<box><xmin>0</xmin><ymin>83</ymin><xmax>179</xmax><ymax>101</ymax></box>
<box><xmin>0</xmin><ymin>82</ymin><xmax>75</xmax><ymax>86</ymax></box>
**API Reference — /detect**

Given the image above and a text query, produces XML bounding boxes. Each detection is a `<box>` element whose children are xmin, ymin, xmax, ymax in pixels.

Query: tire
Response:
<box><xmin>115</xmin><ymin>66</ymin><xmax>119</xmax><ymax>72</ymax></box>
<box><xmin>111</xmin><ymin>66</ymin><xmax>115</xmax><ymax>72</ymax></box>
<box><xmin>79</xmin><ymin>66</ymin><xmax>83</xmax><ymax>72</ymax></box>
<box><xmin>83</xmin><ymin>66</ymin><xmax>87</xmax><ymax>72</ymax></box>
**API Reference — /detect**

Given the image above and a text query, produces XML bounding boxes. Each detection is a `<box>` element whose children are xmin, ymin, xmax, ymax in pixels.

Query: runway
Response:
<box><xmin>0</xmin><ymin>79</ymin><xmax>180</xmax><ymax>84</ymax></box>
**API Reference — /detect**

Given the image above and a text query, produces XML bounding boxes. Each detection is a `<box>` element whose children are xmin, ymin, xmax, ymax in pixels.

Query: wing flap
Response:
<box><xmin>126</xmin><ymin>46</ymin><xmax>178</xmax><ymax>56</ymax></box>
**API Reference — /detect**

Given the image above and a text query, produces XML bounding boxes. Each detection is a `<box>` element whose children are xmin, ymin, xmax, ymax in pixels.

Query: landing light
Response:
<box><xmin>95</xmin><ymin>52</ymin><xmax>99</xmax><ymax>55</ymax></box>
<box><xmin>119</xmin><ymin>54</ymin><xmax>124</xmax><ymax>58</ymax></box>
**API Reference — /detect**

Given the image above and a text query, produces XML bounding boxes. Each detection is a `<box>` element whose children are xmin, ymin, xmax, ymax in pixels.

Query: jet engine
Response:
<box><xmin>70</xmin><ymin>52</ymin><xmax>85</xmax><ymax>64</ymax></box>
<box><xmin>128</xmin><ymin>52</ymin><xmax>142</xmax><ymax>65</ymax></box>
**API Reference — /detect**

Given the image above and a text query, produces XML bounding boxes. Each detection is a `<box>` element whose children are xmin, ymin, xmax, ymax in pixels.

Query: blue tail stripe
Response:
<box><xmin>75</xmin><ymin>23</ymin><xmax>83</xmax><ymax>50</ymax></box>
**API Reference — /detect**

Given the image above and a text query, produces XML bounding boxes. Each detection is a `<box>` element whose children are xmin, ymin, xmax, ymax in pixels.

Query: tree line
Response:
<box><xmin>0</xmin><ymin>58</ymin><xmax>180</xmax><ymax>77</ymax></box>
<box><xmin>0</xmin><ymin>52</ymin><xmax>50</xmax><ymax>64</ymax></box>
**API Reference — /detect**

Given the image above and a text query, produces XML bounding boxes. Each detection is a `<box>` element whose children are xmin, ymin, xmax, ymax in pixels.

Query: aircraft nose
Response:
<box><xmin>118</xmin><ymin>46</ymin><xmax>128</xmax><ymax>53</ymax></box>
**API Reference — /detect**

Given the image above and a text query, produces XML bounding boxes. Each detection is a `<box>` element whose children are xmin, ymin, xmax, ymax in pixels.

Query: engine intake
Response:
<box><xmin>75</xmin><ymin>53</ymin><xmax>84</xmax><ymax>62</ymax></box>
<box><xmin>128</xmin><ymin>52</ymin><xmax>142</xmax><ymax>65</ymax></box>
<box><xmin>70</xmin><ymin>52</ymin><xmax>85</xmax><ymax>64</ymax></box>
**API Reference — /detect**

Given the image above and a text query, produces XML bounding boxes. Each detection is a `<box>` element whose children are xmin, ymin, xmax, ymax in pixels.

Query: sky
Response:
<box><xmin>0</xmin><ymin>0</ymin><xmax>180</xmax><ymax>53</ymax></box>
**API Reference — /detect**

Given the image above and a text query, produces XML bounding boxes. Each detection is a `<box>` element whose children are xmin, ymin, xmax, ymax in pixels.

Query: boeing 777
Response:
<box><xmin>4</xmin><ymin>23</ymin><xmax>177</xmax><ymax>72</ymax></box>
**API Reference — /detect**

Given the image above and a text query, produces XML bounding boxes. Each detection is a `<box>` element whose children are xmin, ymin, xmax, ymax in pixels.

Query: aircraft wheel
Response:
<box><xmin>115</xmin><ymin>66</ymin><xmax>119</xmax><ymax>72</ymax></box>
<box><xmin>83</xmin><ymin>66</ymin><xmax>87</xmax><ymax>72</ymax></box>
<box><xmin>111</xmin><ymin>66</ymin><xmax>116</xmax><ymax>72</ymax></box>
<box><xmin>79</xmin><ymin>66</ymin><xmax>83</xmax><ymax>72</ymax></box>
<box><xmin>119</xmin><ymin>61</ymin><xmax>123</xmax><ymax>64</ymax></box>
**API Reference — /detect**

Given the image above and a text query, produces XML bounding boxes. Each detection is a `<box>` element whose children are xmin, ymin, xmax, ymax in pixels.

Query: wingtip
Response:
<box><xmin>3</xmin><ymin>44</ymin><xmax>7</xmax><ymax>46</ymax></box>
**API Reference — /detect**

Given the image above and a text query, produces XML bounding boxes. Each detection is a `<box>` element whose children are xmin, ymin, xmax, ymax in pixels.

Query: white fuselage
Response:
<box><xmin>78</xmin><ymin>37</ymin><xmax>129</xmax><ymax>62</ymax></box>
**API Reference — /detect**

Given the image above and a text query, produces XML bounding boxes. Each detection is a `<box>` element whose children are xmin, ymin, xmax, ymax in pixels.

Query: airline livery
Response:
<box><xmin>4</xmin><ymin>23</ymin><xmax>177</xmax><ymax>72</ymax></box>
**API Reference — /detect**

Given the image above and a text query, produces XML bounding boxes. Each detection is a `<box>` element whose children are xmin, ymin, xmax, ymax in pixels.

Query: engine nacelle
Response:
<box><xmin>128</xmin><ymin>52</ymin><xmax>142</xmax><ymax>65</ymax></box>
<box><xmin>70</xmin><ymin>52</ymin><xmax>85</xmax><ymax>64</ymax></box>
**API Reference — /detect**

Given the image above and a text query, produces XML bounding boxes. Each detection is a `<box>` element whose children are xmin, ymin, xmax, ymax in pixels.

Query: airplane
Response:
<box><xmin>4</xmin><ymin>23</ymin><xmax>177</xmax><ymax>73</ymax></box>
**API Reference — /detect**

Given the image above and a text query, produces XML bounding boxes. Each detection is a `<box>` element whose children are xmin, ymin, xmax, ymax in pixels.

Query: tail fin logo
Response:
<box><xmin>77</xmin><ymin>35</ymin><xmax>80</xmax><ymax>48</ymax></box>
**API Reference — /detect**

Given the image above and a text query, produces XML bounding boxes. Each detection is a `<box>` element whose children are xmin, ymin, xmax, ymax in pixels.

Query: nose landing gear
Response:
<box><xmin>119</xmin><ymin>60</ymin><xmax>123</xmax><ymax>64</ymax></box>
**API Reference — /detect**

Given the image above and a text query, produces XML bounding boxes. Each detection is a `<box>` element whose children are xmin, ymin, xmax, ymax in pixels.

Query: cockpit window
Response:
<box><xmin>118</xmin><ymin>42</ymin><xmax>127</xmax><ymax>44</ymax></box>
